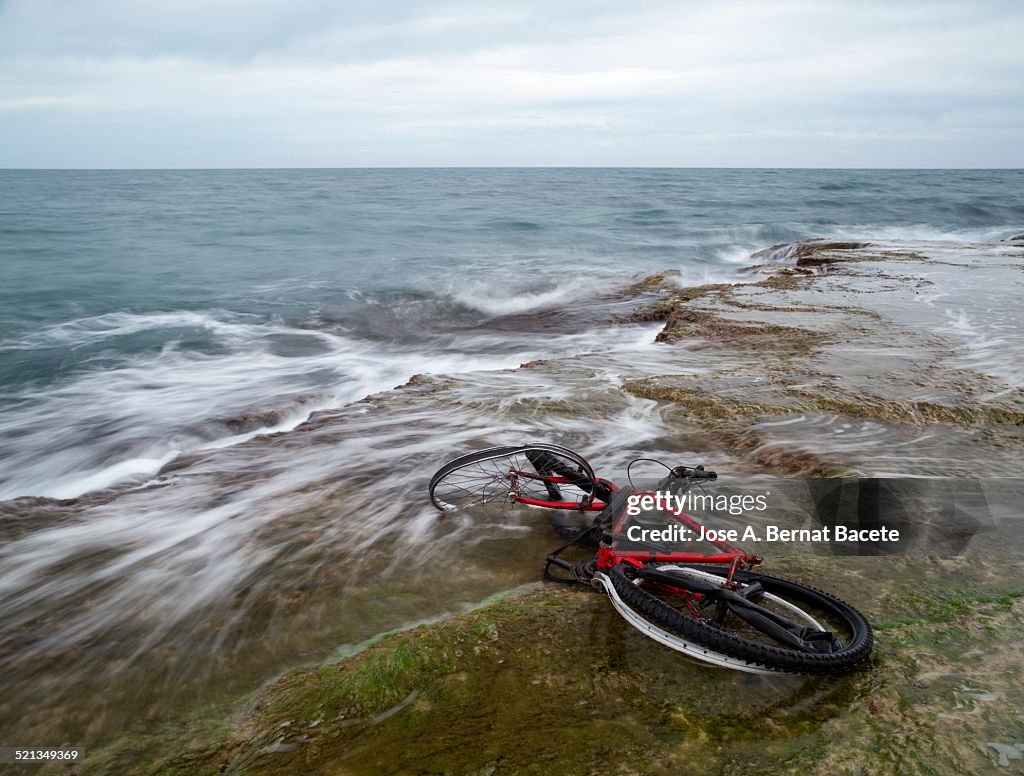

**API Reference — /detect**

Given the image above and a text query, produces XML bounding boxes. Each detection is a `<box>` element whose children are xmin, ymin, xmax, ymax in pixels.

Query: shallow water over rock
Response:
<box><xmin>2</xmin><ymin>239</ymin><xmax>1023</xmax><ymax>772</ymax></box>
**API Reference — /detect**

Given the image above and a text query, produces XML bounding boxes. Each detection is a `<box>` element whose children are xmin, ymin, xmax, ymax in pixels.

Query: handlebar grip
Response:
<box><xmin>670</xmin><ymin>465</ymin><xmax>717</xmax><ymax>480</ymax></box>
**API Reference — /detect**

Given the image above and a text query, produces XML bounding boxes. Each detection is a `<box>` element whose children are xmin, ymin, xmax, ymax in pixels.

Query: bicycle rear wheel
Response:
<box><xmin>599</xmin><ymin>563</ymin><xmax>873</xmax><ymax>674</ymax></box>
<box><xmin>428</xmin><ymin>443</ymin><xmax>598</xmax><ymax>512</ymax></box>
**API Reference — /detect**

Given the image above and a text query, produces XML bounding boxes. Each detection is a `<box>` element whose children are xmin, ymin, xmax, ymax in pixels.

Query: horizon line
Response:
<box><xmin>2</xmin><ymin>165</ymin><xmax>1022</xmax><ymax>172</ymax></box>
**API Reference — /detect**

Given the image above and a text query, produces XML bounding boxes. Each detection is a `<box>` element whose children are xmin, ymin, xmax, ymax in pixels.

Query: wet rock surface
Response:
<box><xmin>82</xmin><ymin>551</ymin><xmax>1024</xmax><ymax>776</ymax></box>
<box><xmin>621</xmin><ymin>240</ymin><xmax>1024</xmax><ymax>477</ymax></box>
<box><xmin>12</xmin><ymin>239</ymin><xmax>1024</xmax><ymax>775</ymax></box>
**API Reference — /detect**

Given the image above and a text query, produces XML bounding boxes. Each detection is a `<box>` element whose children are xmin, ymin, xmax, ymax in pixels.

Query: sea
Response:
<box><xmin>1</xmin><ymin>167</ymin><xmax>1023</xmax><ymax>751</ymax></box>
<box><xmin>2</xmin><ymin>168</ymin><xmax>1021</xmax><ymax>501</ymax></box>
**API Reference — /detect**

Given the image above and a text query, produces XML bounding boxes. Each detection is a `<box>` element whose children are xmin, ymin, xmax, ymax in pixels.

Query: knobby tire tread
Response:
<box><xmin>607</xmin><ymin>565</ymin><xmax>873</xmax><ymax>674</ymax></box>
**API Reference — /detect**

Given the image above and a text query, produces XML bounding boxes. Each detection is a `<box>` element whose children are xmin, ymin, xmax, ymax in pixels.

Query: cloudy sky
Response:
<box><xmin>1</xmin><ymin>0</ymin><xmax>1021</xmax><ymax>167</ymax></box>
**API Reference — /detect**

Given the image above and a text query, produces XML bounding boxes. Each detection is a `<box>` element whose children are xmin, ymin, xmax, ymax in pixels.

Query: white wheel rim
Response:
<box><xmin>595</xmin><ymin>565</ymin><xmax>827</xmax><ymax>675</ymax></box>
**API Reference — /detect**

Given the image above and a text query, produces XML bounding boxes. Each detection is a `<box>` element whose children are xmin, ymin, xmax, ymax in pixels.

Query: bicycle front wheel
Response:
<box><xmin>599</xmin><ymin>563</ymin><xmax>873</xmax><ymax>674</ymax></box>
<box><xmin>428</xmin><ymin>443</ymin><xmax>598</xmax><ymax>512</ymax></box>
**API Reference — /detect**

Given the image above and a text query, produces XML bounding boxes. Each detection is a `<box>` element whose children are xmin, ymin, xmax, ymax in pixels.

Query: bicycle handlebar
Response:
<box><xmin>625</xmin><ymin>458</ymin><xmax>719</xmax><ymax>493</ymax></box>
<box><xmin>669</xmin><ymin>465</ymin><xmax>717</xmax><ymax>481</ymax></box>
<box><xmin>651</xmin><ymin>464</ymin><xmax>717</xmax><ymax>494</ymax></box>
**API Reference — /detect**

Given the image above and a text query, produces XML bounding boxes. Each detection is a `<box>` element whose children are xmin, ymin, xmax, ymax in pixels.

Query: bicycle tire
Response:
<box><xmin>428</xmin><ymin>443</ymin><xmax>598</xmax><ymax>512</ymax></box>
<box><xmin>548</xmin><ymin>482</ymin><xmax>629</xmax><ymax>547</ymax></box>
<box><xmin>549</xmin><ymin>511</ymin><xmax>602</xmax><ymax>546</ymax></box>
<box><xmin>601</xmin><ymin>563</ymin><xmax>873</xmax><ymax>674</ymax></box>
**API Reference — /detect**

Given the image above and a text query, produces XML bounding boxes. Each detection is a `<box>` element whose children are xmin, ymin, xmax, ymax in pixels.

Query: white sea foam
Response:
<box><xmin>0</xmin><ymin>309</ymin><xmax>261</xmax><ymax>351</ymax></box>
<box><xmin>448</xmin><ymin>272</ymin><xmax>617</xmax><ymax>317</ymax></box>
<box><xmin>0</xmin><ymin>304</ymin><xmax>671</xmax><ymax>500</ymax></box>
<box><xmin>43</xmin><ymin>452</ymin><xmax>183</xmax><ymax>501</ymax></box>
<box><xmin>942</xmin><ymin>309</ymin><xmax>1024</xmax><ymax>391</ymax></box>
<box><xmin>714</xmin><ymin>245</ymin><xmax>762</xmax><ymax>265</ymax></box>
<box><xmin>452</xmin><ymin>285</ymin><xmax>582</xmax><ymax>316</ymax></box>
<box><xmin>828</xmin><ymin>224</ymin><xmax>1018</xmax><ymax>245</ymax></box>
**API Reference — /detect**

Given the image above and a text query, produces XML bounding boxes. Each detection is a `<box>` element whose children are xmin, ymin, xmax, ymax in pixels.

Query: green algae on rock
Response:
<box><xmin>96</xmin><ymin>551</ymin><xmax>1024</xmax><ymax>776</ymax></box>
<box><xmin>41</xmin><ymin>238</ymin><xmax>1024</xmax><ymax>776</ymax></box>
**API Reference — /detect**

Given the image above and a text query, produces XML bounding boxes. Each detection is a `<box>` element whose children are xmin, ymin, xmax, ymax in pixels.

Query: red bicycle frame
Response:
<box><xmin>509</xmin><ymin>469</ymin><xmax>615</xmax><ymax>511</ymax></box>
<box><xmin>594</xmin><ymin>492</ymin><xmax>759</xmax><ymax>571</ymax></box>
<box><xmin>513</xmin><ymin>471</ymin><xmax>761</xmax><ymax>573</ymax></box>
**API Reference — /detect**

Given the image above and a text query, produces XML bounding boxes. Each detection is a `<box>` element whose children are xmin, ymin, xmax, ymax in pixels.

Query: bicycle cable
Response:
<box><xmin>622</xmin><ymin>458</ymin><xmax>712</xmax><ymax>489</ymax></box>
<box><xmin>626</xmin><ymin>457</ymin><xmax>716</xmax><ymax>500</ymax></box>
<box><xmin>626</xmin><ymin>457</ymin><xmax>671</xmax><ymax>490</ymax></box>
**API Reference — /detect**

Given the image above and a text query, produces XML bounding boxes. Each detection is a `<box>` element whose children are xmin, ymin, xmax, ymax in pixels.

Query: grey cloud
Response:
<box><xmin>0</xmin><ymin>0</ymin><xmax>1022</xmax><ymax>167</ymax></box>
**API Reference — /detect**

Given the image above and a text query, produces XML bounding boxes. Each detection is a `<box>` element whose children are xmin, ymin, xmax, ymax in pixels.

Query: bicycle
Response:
<box><xmin>428</xmin><ymin>443</ymin><xmax>873</xmax><ymax>675</ymax></box>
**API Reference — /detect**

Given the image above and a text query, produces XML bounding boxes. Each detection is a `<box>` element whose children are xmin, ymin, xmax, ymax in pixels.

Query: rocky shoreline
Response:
<box><xmin>29</xmin><ymin>239</ymin><xmax>1024</xmax><ymax>774</ymax></box>
<box><xmin>81</xmin><ymin>554</ymin><xmax>1024</xmax><ymax>775</ymax></box>
<box><xmin>618</xmin><ymin>239</ymin><xmax>1024</xmax><ymax>478</ymax></box>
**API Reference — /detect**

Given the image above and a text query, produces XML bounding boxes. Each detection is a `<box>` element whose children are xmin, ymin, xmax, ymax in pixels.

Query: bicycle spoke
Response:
<box><xmin>429</xmin><ymin>445</ymin><xmax>597</xmax><ymax>512</ymax></box>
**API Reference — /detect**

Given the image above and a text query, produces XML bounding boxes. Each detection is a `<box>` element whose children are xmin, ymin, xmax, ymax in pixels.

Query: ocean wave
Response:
<box><xmin>715</xmin><ymin>225</ymin><xmax>1024</xmax><ymax>271</ymax></box>
<box><xmin>714</xmin><ymin>245</ymin><xmax>763</xmax><ymax>265</ymax></box>
<box><xmin>818</xmin><ymin>181</ymin><xmax>873</xmax><ymax>192</ymax></box>
<box><xmin>0</xmin><ymin>299</ymin><xmax>659</xmax><ymax>500</ymax></box>
<box><xmin>451</xmin><ymin>285</ymin><xmax>585</xmax><ymax>317</ymax></box>
<box><xmin>484</xmin><ymin>218</ymin><xmax>543</xmax><ymax>231</ymax></box>
<box><xmin>826</xmin><ymin>223</ymin><xmax>1021</xmax><ymax>245</ymax></box>
<box><xmin>0</xmin><ymin>309</ymin><xmax>263</xmax><ymax>351</ymax></box>
<box><xmin>690</xmin><ymin>224</ymin><xmax>1024</xmax><ymax>270</ymax></box>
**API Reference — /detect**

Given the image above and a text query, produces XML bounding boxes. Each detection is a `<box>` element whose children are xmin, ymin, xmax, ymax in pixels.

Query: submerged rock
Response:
<box><xmin>750</xmin><ymin>239</ymin><xmax>870</xmax><ymax>265</ymax></box>
<box><xmin>623</xmin><ymin>268</ymin><xmax>683</xmax><ymax>294</ymax></box>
